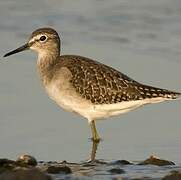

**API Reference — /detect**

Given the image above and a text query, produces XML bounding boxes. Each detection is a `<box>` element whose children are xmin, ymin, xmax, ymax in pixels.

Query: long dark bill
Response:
<box><xmin>3</xmin><ymin>43</ymin><xmax>29</xmax><ymax>57</ymax></box>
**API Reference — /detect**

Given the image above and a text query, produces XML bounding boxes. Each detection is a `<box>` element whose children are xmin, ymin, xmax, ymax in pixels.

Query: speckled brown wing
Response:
<box><xmin>59</xmin><ymin>55</ymin><xmax>180</xmax><ymax>105</ymax></box>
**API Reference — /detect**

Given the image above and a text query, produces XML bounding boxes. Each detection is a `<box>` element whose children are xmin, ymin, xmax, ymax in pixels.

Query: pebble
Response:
<box><xmin>108</xmin><ymin>168</ymin><xmax>125</xmax><ymax>174</ymax></box>
<box><xmin>139</xmin><ymin>155</ymin><xmax>175</xmax><ymax>166</ymax></box>
<box><xmin>110</xmin><ymin>160</ymin><xmax>132</xmax><ymax>165</ymax></box>
<box><xmin>0</xmin><ymin>168</ymin><xmax>52</xmax><ymax>180</ymax></box>
<box><xmin>45</xmin><ymin>165</ymin><xmax>72</xmax><ymax>174</ymax></box>
<box><xmin>162</xmin><ymin>171</ymin><xmax>181</xmax><ymax>180</ymax></box>
<box><xmin>16</xmin><ymin>154</ymin><xmax>37</xmax><ymax>166</ymax></box>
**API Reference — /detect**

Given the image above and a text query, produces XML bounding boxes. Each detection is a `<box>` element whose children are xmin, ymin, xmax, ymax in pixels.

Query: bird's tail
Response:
<box><xmin>167</xmin><ymin>91</ymin><xmax>181</xmax><ymax>100</ymax></box>
<box><xmin>137</xmin><ymin>84</ymin><xmax>181</xmax><ymax>100</ymax></box>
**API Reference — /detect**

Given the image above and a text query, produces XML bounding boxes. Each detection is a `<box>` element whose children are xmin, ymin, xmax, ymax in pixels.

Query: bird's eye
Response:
<box><xmin>39</xmin><ymin>35</ymin><xmax>47</xmax><ymax>42</ymax></box>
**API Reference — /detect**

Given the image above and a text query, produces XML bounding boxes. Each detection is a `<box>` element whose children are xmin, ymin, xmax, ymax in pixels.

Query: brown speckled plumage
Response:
<box><xmin>4</xmin><ymin>27</ymin><xmax>181</xmax><ymax>142</ymax></box>
<box><xmin>57</xmin><ymin>55</ymin><xmax>180</xmax><ymax>105</ymax></box>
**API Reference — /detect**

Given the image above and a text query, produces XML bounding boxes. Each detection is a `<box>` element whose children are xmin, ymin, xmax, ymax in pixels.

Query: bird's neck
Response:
<box><xmin>37</xmin><ymin>50</ymin><xmax>59</xmax><ymax>85</ymax></box>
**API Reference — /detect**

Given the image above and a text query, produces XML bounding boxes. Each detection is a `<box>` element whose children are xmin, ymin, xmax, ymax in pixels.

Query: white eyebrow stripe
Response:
<box><xmin>29</xmin><ymin>34</ymin><xmax>47</xmax><ymax>43</ymax></box>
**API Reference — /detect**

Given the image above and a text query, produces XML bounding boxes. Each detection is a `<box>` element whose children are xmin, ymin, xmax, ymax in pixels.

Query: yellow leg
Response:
<box><xmin>90</xmin><ymin>120</ymin><xmax>100</xmax><ymax>142</ymax></box>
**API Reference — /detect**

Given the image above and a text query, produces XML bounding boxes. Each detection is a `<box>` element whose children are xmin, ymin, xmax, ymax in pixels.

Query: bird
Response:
<box><xmin>3</xmin><ymin>27</ymin><xmax>181</xmax><ymax>142</ymax></box>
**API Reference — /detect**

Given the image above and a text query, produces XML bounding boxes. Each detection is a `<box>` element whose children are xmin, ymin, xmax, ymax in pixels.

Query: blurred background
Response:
<box><xmin>0</xmin><ymin>0</ymin><xmax>181</xmax><ymax>163</ymax></box>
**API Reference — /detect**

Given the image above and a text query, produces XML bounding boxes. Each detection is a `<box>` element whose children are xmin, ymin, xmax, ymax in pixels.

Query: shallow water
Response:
<box><xmin>50</xmin><ymin>162</ymin><xmax>181</xmax><ymax>180</ymax></box>
<box><xmin>0</xmin><ymin>0</ymin><xmax>181</xmax><ymax>179</ymax></box>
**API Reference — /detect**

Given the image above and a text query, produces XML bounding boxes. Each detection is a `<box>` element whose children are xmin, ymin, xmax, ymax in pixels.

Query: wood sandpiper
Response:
<box><xmin>4</xmin><ymin>27</ymin><xmax>181</xmax><ymax>143</ymax></box>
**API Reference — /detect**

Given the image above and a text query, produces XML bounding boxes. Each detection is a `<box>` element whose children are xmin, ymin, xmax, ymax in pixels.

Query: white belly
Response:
<box><xmin>45</xmin><ymin>81</ymin><xmax>167</xmax><ymax>122</ymax></box>
<box><xmin>45</xmin><ymin>82</ymin><xmax>93</xmax><ymax>118</ymax></box>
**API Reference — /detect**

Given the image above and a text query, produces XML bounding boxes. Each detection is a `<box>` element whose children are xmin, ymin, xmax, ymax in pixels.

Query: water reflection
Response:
<box><xmin>89</xmin><ymin>140</ymin><xmax>100</xmax><ymax>162</ymax></box>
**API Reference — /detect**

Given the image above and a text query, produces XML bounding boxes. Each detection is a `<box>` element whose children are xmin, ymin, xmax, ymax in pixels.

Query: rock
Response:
<box><xmin>0</xmin><ymin>156</ymin><xmax>36</xmax><ymax>174</ymax></box>
<box><xmin>108</xmin><ymin>168</ymin><xmax>125</xmax><ymax>174</ymax></box>
<box><xmin>117</xmin><ymin>160</ymin><xmax>132</xmax><ymax>165</ymax></box>
<box><xmin>110</xmin><ymin>160</ymin><xmax>133</xmax><ymax>165</ymax></box>
<box><xmin>0</xmin><ymin>159</ymin><xmax>15</xmax><ymax>166</ymax></box>
<box><xmin>131</xmin><ymin>178</ymin><xmax>151</xmax><ymax>180</ymax></box>
<box><xmin>0</xmin><ymin>159</ymin><xmax>16</xmax><ymax>173</ymax></box>
<box><xmin>112</xmin><ymin>177</ymin><xmax>124</xmax><ymax>180</ymax></box>
<box><xmin>16</xmin><ymin>154</ymin><xmax>37</xmax><ymax>166</ymax></box>
<box><xmin>162</xmin><ymin>171</ymin><xmax>181</xmax><ymax>180</ymax></box>
<box><xmin>46</xmin><ymin>165</ymin><xmax>72</xmax><ymax>174</ymax></box>
<box><xmin>0</xmin><ymin>168</ymin><xmax>52</xmax><ymax>180</ymax></box>
<box><xmin>139</xmin><ymin>155</ymin><xmax>175</xmax><ymax>166</ymax></box>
